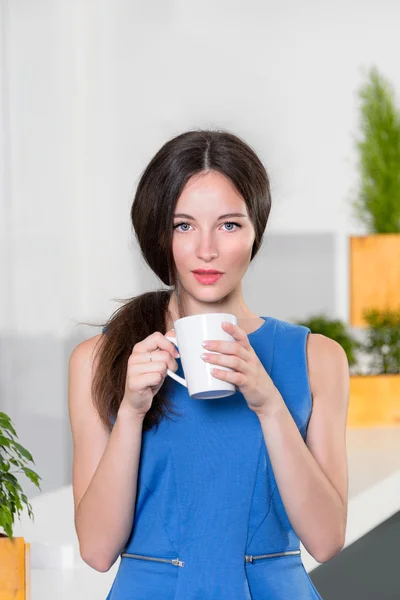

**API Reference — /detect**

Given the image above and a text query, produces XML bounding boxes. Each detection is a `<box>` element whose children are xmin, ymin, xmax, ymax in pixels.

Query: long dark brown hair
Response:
<box><xmin>90</xmin><ymin>129</ymin><xmax>272</xmax><ymax>432</ymax></box>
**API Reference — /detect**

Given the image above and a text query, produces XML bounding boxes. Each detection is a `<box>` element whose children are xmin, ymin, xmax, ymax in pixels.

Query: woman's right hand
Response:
<box><xmin>120</xmin><ymin>328</ymin><xmax>179</xmax><ymax>418</ymax></box>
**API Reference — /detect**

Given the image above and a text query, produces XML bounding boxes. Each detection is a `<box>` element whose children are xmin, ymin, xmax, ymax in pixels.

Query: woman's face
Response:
<box><xmin>172</xmin><ymin>170</ymin><xmax>255</xmax><ymax>305</ymax></box>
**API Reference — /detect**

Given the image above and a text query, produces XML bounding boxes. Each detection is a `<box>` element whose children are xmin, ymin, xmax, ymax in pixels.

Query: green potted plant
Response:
<box><xmin>348</xmin><ymin>309</ymin><xmax>400</xmax><ymax>426</ymax></box>
<box><xmin>0</xmin><ymin>411</ymin><xmax>41</xmax><ymax>597</ymax></box>
<box><xmin>294</xmin><ymin>311</ymin><xmax>400</xmax><ymax>426</ymax></box>
<box><xmin>361</xmin><ymin>309</ymin><xmax>400</xmax><ymax>374</ymax></box>
<box><xmin>349</xmin><ymin>65</ymin><xmax>400</xmax><ymax>326</ymax></box>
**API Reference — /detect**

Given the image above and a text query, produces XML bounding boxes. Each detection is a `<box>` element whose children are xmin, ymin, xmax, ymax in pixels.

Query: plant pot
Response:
<box><xmin>0</xmin><ymin>535</ymin><xmax>30</xmax><ymax>599</ymax></box>
<box><xmin>348</xmin><ymin>374</ymin><xmax>400</xmax><ymax>426</ymax></box>
<box><xmin>349</xmin><ymin>234</ymin><xmax>400</xmax><ymax>327</ymax></box>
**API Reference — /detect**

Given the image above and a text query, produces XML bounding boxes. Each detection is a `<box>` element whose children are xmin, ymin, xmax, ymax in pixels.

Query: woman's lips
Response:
<box><xmin>193</xmin><ymin>272</ymin><xmax>223</xmax><ymax>284</ymax></box>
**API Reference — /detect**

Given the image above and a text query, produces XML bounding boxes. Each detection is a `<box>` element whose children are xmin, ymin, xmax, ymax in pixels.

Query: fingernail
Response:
<box><xmin>175</xmin><ymin>350</ymin><xmax>180</xmax><ymax>358</ymax></box>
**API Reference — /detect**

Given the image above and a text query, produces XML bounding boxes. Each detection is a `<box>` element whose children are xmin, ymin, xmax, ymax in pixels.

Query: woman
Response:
<box><xmin>68</xmin><ymin>129</ymin><xmax>349</xmax><ymax>599</ymax></box>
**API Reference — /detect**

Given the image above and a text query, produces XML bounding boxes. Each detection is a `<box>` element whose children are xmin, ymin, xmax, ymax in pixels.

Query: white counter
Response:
<box><xmin>10</xmin><ymin>427</ymin><xmax>400</xmax><ymax>599</ymax></box>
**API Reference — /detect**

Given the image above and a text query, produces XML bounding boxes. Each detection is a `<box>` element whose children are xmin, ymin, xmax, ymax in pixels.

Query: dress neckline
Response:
<box><xmin>246</xmin><ymin>316</ymin><xmax>270</xmax><ymax>337</ymax></box>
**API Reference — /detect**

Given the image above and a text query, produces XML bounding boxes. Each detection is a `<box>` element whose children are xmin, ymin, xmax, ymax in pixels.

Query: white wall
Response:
<box><xmin>2</xmin><ymin>0</ymin><xmax>400</xmax><ymax>335</ymax></box>
<box><xmin>1</xmin><ymin>0</ymin><xmax>399</xmax><ymax>493</ymax></box>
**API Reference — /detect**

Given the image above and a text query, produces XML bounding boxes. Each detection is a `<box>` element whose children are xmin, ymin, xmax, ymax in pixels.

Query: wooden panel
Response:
<box><xmin>0</xmin><ymin>537</ymin><xmax>26</xmax><ymax>599</ymax></box>
<box><xmin>350</xmin><ymin>234</ymin><xmax>400</xmax><ymax>327</ymax></box>
<box><xmin>25</xmin><ymin>543</ymin><xmax>30</xmax><ymax>600</ymax></box>
<box><xmin>348</xmin><ymin>374</ymin><xmax>400</xmax><ymax>427</ymax></box>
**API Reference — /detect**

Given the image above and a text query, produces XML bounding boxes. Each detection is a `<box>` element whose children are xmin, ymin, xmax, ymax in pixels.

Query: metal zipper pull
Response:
<box><xmin>171</xmin><ymin>558</ymin><xmax>185</xmax><ymax>567</ymax></box>
<box><xmin>245</xmin><ymin>549</ymin><xmax>301</xmax><ymax>563</ymax></box>
<box><xmin>121</xmin><ymin>552</ymin><xmax>185</xmax><ymax>567</ymax></box>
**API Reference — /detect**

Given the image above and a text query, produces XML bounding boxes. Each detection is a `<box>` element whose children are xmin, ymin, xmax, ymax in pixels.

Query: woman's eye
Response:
<box><xmin>173</xmin><ymin>221</ymin><xmax>242</xmax><ymax>233</ymax></box>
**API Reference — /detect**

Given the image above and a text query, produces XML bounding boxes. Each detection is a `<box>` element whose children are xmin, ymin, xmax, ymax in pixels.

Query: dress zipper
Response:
<box><xmin>121</xmin><ymin>549</ymin><xmax>300</xmax><ymax>566</ymax></box>
<box><xmin>121</xmin><ymin>552</ymin><xmax>185</xmax><ymax>567</ymax></box>
<box><xmin>245</xmin><ymin>549</ymin><xmax>301</xmax><ymax>563</ymax></box>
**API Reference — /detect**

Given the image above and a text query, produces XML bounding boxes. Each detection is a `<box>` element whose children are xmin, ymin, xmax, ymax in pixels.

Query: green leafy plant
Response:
<box><xmin>293</xmin><ymin>314</ymin><xmax>361</xmax><ymax>368</ymax></box>
<box><xmin>352</xmin><ymin>66</ymin><xmax>400</xmax><ymax>233</ymax></box>
<box><xmin>0</xmin><ymin>412</ymin><xmax>42</xmax><ymax>540</ymax></box>
<box><xmin>361</xmin><ymin>309</ymin><xmax>400</xmax><ymax>374</ymax></box>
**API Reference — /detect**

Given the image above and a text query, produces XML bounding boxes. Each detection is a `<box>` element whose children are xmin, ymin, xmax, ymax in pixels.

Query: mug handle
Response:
<box><xmin>165</xmin><ymin>335</ymin><xmax>187</xmax><ymax>388</ymax></box>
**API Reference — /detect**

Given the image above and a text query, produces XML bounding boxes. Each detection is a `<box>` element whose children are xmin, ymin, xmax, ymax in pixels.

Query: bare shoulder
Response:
<box><xmin>306</xmin><ymin>333</ymin><xmax>349</xmax><ymax>403</ymax></box>
<box><xmin>68</xmin><ymin>332</ymin><xmax>108</xmax><ymax>427</ymax></box>
<box><xmin>69</xmin><ymin>333</ymin><xmax>104</xmax><ymax>368</ymax></box>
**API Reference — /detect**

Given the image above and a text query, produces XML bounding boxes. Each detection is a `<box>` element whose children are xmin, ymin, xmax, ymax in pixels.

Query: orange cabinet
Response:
<box><xmin>350</xmin><ymin>234</ymin><xmax>400</xmax><ymax>327</ymax></box>
<box><xmin>0</xmin><ymin>537</ymin><xmax>30</xmax><ymax>600</ymax></box>
<box><xmin>348</xmin><ymin>374</ymin><xmax>400</xmax><ymax>427</ymax></box>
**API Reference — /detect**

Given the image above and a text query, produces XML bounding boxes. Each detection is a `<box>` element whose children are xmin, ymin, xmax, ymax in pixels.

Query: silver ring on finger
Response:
<box><xmin>149</xmin><ymin>347</ymin><xmax>159</xmax><ymax>362</ymax></box>
<box><xmin>149</xmin><ymin>346</ymin><xmax>160</xmax><ymax>362</ymax></box>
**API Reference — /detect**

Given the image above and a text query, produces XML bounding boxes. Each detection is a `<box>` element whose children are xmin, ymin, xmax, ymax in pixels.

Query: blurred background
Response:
<box><xmin>1</xmin><ymin>0</ymin><xmax>399</xmax><ymax>598</ymax></box>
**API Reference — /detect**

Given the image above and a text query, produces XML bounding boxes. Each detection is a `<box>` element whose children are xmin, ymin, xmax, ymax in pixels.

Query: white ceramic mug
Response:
<box><xmin>165</xmin><ymin>312</ymin><xmax>238</xmax><ymax>399</ymax></box>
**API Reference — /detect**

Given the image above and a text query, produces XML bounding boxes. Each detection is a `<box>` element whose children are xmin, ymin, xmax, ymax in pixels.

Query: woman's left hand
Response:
<box><xmin>200</xmin><ymin>321</ymin><xmax>281</xmax><ymax>416</ymax></box>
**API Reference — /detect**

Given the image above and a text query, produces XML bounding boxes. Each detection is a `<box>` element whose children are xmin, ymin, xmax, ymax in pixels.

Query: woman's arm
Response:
<box><xmin>257</xmin><ymin>333</ymin><xmax>349</xmax><ymax>563</ymax></box>
<box><xmin>68</xmin><ymin>335</ymin><xmax>145</xmax><ymax>572</ymax></box>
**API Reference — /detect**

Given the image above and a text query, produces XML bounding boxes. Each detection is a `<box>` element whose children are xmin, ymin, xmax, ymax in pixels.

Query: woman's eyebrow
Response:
<box><xmin>173</xmin><ymin>212</ymin><xmax>247</xmax><ymax>220</ymax></box>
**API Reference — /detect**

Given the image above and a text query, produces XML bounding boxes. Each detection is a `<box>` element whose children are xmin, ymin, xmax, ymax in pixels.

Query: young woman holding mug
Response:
<box><xmin>68</xmin><ymin>129</ymin><xmax>349</xmax><ymax>599</ymax></box>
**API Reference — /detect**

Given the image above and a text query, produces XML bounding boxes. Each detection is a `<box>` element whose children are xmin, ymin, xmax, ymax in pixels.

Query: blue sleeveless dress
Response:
<box><xmin>103</xmin><ymin>316</ymin><xmax>323</xmax><ymax>599</ymax></box>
